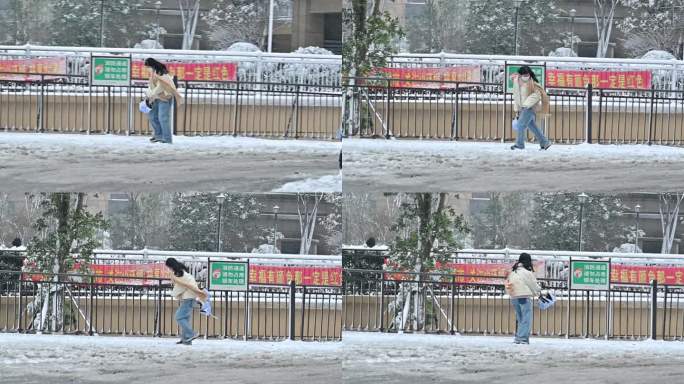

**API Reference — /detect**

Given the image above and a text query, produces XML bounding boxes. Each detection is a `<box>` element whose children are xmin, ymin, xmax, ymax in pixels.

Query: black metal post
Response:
<box><xmin>586</xmin><ymin>83</ymin><xmax>593</xmax><ymax>143</ymax></box>
<box><xmin>289</xmin><ymin>280</ymin><xmax>296</xmax><ymax>340</ymax></box>
<box><xmin>651</xmin><ymin>279</ymin><xmax>658</xmax><ymax>340</ymax></box>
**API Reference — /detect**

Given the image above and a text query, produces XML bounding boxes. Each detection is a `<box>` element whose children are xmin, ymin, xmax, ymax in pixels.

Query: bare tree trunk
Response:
<box><xmin>594</xmin><ymin>0</ymin><xmax>617</xmax><ymax>58</ymax></box>
<box><xmin>660</xmin><ymin>193</ymin><xmax>684</xmax><ymax>254</ymax></box>
<box><xmin>298</xmin><ymin>194</ymin><xmax>323</xmax><ymax>254</ymax></box>
<box><xmin>179</xmin><ymin>0</ymin><xmax>201</xmax><ymax>50</ymax></box>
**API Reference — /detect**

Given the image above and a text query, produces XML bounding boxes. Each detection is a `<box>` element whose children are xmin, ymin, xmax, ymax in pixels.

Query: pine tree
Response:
<box><xmin>108</xmin><ymin>193</ymin><xmax>173</xmax><ymax>250</ymax></box>
<box><xmin>405</xmin><ymin>0</ymin><xmax>469</xmax><ymax>53</ymax></box>
<box><xmin>464</xmin><ymin>0</ymin><xmax>559</xmax><ymax>55</ymax></box>
<box><xmin>167</xmin><ymin>193</ymin><xmax>268</xmax><ymax>252</ymax></box>
<box><xmin>49</xmin><ymin>0</ymin><xmax>148</xmax><ymax>47</ymax></box>
<box><xmin>203</xmin><ymin>0</ymin><xmax>291</xmax><ymax>50</ymax></box>
<box><xmin>529</xmin><ymin>193</ymin><xmax>632</xmax><ymax>252</ymax></box>
<box><xmin>471</xmin><ymin>192</ymin><xmax>532</xmax><ymax>249</ymax></box>
<box><xmin>618</xmin><ymin>0</ymin><xmax>684</xmax><ymax>58</ymax></box>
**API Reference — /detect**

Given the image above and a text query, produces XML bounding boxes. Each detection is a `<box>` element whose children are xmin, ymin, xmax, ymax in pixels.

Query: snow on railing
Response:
<box><xmin>0</xmin><ymin>45</ymin><xmax>342</xmax><ymax>87</ymax></box>
<box><xmin>91</xmin><ymin>249</ymin><xmax>341</xmax><ymax>265</ymax></box>
<box><xmin>388</xmin><ymin>52</ymin><xmax>684</xmax><ymax>91</ymax></box>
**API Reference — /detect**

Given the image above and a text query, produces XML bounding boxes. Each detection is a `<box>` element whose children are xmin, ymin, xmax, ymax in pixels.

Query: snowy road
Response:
<box><xmin>342</xmin><ymin>332</ymin><xmax>684</xmax><ymax>384</ymax></box>
<box><xmin>0</xmin><ymin>133</ymin><xmax>341</xmax><ymax>192</ymax></box>
<box><xmin>343</xmin><ymin>139</ymin><xmax>684</xmax><ymax>192</ymax></box>
<box><xmin>0</xmin><ymin>333</ymin><xmax>341</xmax><ymax>384</ymax></box>
<box><xmin>3</xmin><ymin>332</ymin><xmax>684</xmax><ymax>383</ymax></box>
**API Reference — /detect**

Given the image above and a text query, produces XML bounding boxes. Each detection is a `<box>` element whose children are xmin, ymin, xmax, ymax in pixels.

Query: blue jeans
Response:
<box><xmin>175</xmin><ymin>298</ymin><xmax>195</xmax><ymax>341</ymax></box>
<box><xmin>149</xmin><ymin>99</ymin><xmax>173</xmax><ymax>143</ymax></box>
<box><xmin>512</xmin><ymin>298</ymin><xmax>533</xmax><ymax>343</ymax></box>
<box><xmin>514</xmin><ymin>108</ymin><xmax>548</xmax><ymax>148</ymax></box>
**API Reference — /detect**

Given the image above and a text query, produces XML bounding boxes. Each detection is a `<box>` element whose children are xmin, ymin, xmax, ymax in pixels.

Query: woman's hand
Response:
<box><xmin>196</xmin><ymin>289</ymin><xmax>208</xmax><ymax>301</ymax></box>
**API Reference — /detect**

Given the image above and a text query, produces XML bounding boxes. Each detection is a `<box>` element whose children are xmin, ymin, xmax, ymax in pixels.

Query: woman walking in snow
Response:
<box><xmin>510</xmin><ymin>65</ymin><xmax>552</xmax><ymax>150</ymax></box>
<box><xmin>505</xmin><ymin>253</ymin><xmax>541</xmax><ymax>344</ymax></box>
<box><xmin>165</xmin><ymin>257</ymin><xmax>207</xmax><ymax>345</ymax></box>
<box><xmin>144</xmin><ymin>58</ymin><xmax>182</xmax><ymax>144</ymax></box>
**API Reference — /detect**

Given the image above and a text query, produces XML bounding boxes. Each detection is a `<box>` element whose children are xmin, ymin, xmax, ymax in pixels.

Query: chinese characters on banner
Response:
<box><xmin>24</xmin><ymin>263</ymin><xmax>342</xmax><ymax>287</ymax></box>
<box><xmin>374</xmin><ymin>66</ymin><xmax>482</xmax><ymax>89</ymax></box>
<box><xmin>546</xmin><ymin>70</ymin><xmax>652</xmax><ymax>90</ymax></box>
<box><xmin>23</xmin><ymin>262</ymin><xmax>169</xmax><ymax>285</ymax></box>
<box><xmin>611</xmin><ymin>264</ymin><xmax>684</xmax><ymax>285</ymax></box>
<box><xmin>383</xmin><ymin>261</ymin><xmax>545</xmax><ymax>283</ymax></box>
<box><xmin>88</xmin><ymin>263</ymin><xmax>169</xmax><ymax>285</ymax></box>
<box><xmin>131</xmin><ymin>61</ymin><xmax>237</xmax><ymax>81</ymax></box>
<box><xmin>0</xmin><ymin>57</ymin><xmax>67</xmax><ymax>80</ymax></box>
<box><xmin>249</xmin><ymin>265</ymin><xmax>342</xmax><ymax>286</ymax></box>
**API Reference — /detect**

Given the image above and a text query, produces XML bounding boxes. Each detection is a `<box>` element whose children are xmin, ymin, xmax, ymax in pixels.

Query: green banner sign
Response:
<box><xmin>570</xmin><ymin>260</ymin><xmax>610</xmax><ymax>291</ymax></box>
<box><xmin>505</xmin><ymin>64</ymin><xmax>546</xmax><ymax>93</ymax></box>
<box><xmin>91</xmin><ymin>56</ymin><xmax>131</xmax><ymax>86</ymax></box>
<box><xmin>208</xmin><ymin>260</ymin><xmax>249</xmax><ymax>291</ymax></box>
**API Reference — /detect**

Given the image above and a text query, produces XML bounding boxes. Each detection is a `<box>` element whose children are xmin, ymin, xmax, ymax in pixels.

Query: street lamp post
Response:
<box><xmin>155</xmin><ymin>1</ymin><xmax>163</xmax><ymax>45</ymax></box>
<box><xmin>569</xmin><ymin>8</ymin><xmax>576</xmax><ymax>53</ymax></box>
<box><xmin>514</xmin><ymin>0</ymin><xmax>524</xmax><ymax>56</ymax></box>
<box><xmin>216</xmin><ymin>194</ymin><xmax>226</xmax><ymax>253</ymax></box>
<box><xmin>273</xmin><ymin>205</ymin><xmax>280</xmax><ymax>252</ymax></box>
<box><xmin>578</xmin><ymin>193</ymin><xmax>588</xmax><ymax>252</ymax></box>
<box><xmin>635</xmin><ymin>204</ymin><xmax>641</xmax><ymax>252</ymax></box>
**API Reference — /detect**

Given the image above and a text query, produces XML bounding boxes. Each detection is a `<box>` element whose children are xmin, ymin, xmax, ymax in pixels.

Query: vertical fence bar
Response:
<box><xmin>379</xmin><ymin>276</ymin><xmax>385</xmax><ymax>332</ymax></box>
<box><xmin>585</xmin><ymin>84</ymin><xmax>592</xmax><ymax>144</ymax></box>
<box><xmin>651</xmin><ymin>279</ymin><xmax>658</xmax><ymax>340</ymax></box>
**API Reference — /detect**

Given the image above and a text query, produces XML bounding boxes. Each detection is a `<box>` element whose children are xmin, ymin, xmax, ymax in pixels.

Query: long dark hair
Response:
<box><xmin>144</xmin><ymin>58</ymin><xmax>169</xmax><ymax>75</ymax></box>
<box><xmin>512</xmin><ymin>252</ymin><xmax>534</xmax><ymax>272</ymax></box>
<box><xmin>517</xmin><ymin>65</ymin><xmax>540</xmax><ymax>84</ymax></box>
<box><xmin>165</xmin><ymin>257</ymin><xmax>189</xmax><ymax>277</ymax></box>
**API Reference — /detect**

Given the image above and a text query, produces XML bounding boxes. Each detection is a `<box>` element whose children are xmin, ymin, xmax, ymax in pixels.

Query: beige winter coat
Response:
<box><xmin>146</xmin><ymin>73</ymin><xmax>182</xmax><ymax>103</ymax></box>
<box><xmin>505</xmin><ymin>267</ymin><xmax>542</xmax><ymax>299</ymax></box>
<box><xmin>170</xmin><ymin>271</ymin><xmax>202</xmax><ymax>301</ymax></box>
<box><xmin>511</xmin><ymin>74</ymin><xmax>551</xmax><ymax>116</ymax></box>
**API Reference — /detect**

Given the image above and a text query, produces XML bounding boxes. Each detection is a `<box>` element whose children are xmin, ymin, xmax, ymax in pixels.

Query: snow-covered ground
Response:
<box><xmin>0</xmin><ymin>133</ymin><xmax>341</xmax><ymax>192</ymax></box>
<box><xmin>341</xmin><ymin>332</ymin><xmax>684</xmax><ymax>384</ymax></box>
<box><xmin>0</xmin><ymin>333</ymin><xmax>341</xmax><ymax>384</ymax></box>
<box><xmin>4</xmin><ymin>331</ymin><xmax>684</xmax><ymax>383</ymax></box>
<box><xmin>272</xmin><ymin>172</ymin><xmax>342</xmax><ymax>193</ymax></box>
<box><xmin>343</xmin><ymin>139</ymin><xmax>684</xmax><ymax>192</ymax></box>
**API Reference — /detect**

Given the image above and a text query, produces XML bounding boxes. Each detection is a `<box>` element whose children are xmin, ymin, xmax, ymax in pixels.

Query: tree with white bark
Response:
<box><xmin>342</xmin><ymin>0</ymin><xmax>404</xmax><ymax>137</ymax></box>
<box><xmin>659</xmin><ymin>193</ymin><xmax>684</xmax><ymax>254</ymax></box>
<box><xmin>178</xmin><ymin>0</ymin><xmax>201</xmax><ymax>50</ymax></box>
<box><xmin>296</xmin><ymin>193</ymin><xmax>341</xmax><ymax>255</ymax></box>
<box><xmin>387</xmin><ymin>193</ymin><xmax>469</xmax><ymax>332</ymax></box>
<box><xmin>594</xmin><ymin>0</ymin><xmax>619</xmax><ymax>58</ymax></box>
<box><xmin>23</xmin><ymin>193</ymin><xmax>107</xmax><ymax>333</ymax></box>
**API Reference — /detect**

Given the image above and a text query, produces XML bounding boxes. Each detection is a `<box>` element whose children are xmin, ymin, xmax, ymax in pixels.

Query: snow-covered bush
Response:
<box><xmin>549</xmin><ymin>47</ymin><xmax>577</xmax><ymax>57</ymax></box>
<box><xmin>642</xmin><ymin>50</ymin><xmax>678</xmax><ymax>91</ymax></box>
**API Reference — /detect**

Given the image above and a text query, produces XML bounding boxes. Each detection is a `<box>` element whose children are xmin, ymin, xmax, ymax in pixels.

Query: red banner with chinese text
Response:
<box><xmin>611</xmin><ymin>264</ymin><xmax>684</xmax><ymax>285</ymax></box>
<box><xmin>24</xmin><ymin>263</ymin><xmax>341</xmax><ymax>287</ymax></box>
<box><xmin>0</xmin><ymin>57</ymin><xmax>67</xmax><ymax>80</ymax></box>
<box><xmin>383</xmin><ymin>261</ymin><xmax>545</xmax><ymax>284</ymax></box>
<box><xmin>131</xmin><ymin>61</ymin><xmax>237</xmax><ymax>81</ymax></box>
<box><xmin>23</xmin><ymin>263</ymin><xmax>170</xmax><ymax>285</ymax></box>
<box><xmin>374</xmin><ymin>66</ymin><xmax>482</xmax><ymax>89</ymax></box>
<box><xmin>249</xmin><ymin>265</ymin><xmax>342</xmax><ymax>286</ymax></box>
<box><xmin>546</xmin><ymin>69</ymin><xmax>652</xmax><ymax>90</ymax></box>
